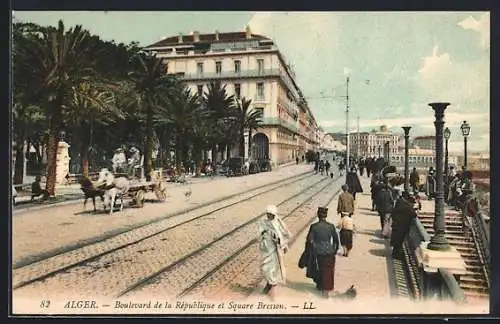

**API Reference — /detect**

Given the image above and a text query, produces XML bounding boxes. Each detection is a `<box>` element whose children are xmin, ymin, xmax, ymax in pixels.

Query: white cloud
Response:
<box><xmin>416</xmin><ymin>46</ymin><xmax>489</xmax><ymax>109</ymax></box>
<box><xmin>458</xmin><ymin>13</ymin><xmax>490</xmax><ymax>49</ymax></box>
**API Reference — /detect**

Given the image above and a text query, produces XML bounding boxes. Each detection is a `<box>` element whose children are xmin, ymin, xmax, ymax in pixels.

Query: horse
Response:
<box><xmin>97</xmin><ymin>168</ymin><xmax>130</xmax><ymax>215</ymax></box>
<box><xmin>80</xmin><ymin>176</ymin><xmax>105</xmax><ymax>212</ymax></box>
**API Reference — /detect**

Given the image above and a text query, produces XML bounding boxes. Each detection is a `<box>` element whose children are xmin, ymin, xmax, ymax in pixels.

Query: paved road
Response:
<box><xmin>12</xmin><ymin>163</ymin><xmax>313</xmax><ymax>266</ymax></box>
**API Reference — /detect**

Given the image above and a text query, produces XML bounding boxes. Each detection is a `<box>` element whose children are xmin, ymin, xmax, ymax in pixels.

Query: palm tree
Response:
<box><xmin>203</xmin><ymin>81</ymin><xmax>235</xmax><ymax>163</ymax></box>
<box><xmin>233</xmin><ymin>97</ymin><xmax>263</xmax><ymax>158</ymax></box>
<box><xmin>128</xmin><ymin>52</ymin><xmax>177</xmax><ymax>181</ymax></box>
<box><xmin>155</xmin><ymin>87</ymin><xmax>201</xmax><ymax>171</ymax></box>
<box><xmin>63</xmin><ymin>81</ymin><xmax>123</xmax><ymax>177</ymax></box>
<box><xmin>13</xmin><ymin>20</ymin><xmax>97</xmax><ymax>195</ymax></box>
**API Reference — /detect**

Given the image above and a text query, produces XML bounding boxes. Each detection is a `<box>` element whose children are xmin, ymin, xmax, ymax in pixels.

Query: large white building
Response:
<box><xmin>351</xmin><ymin>125</ymin><xmax>400</xmax><ymax>158</ymax></box>
<box><xmin>144</xmin><ymin>27</ymin><xmax>320</xmax><ymax>166</ymax></box>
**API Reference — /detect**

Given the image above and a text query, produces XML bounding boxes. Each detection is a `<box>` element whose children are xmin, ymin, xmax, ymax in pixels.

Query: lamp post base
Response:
<box><xmin>427</xmin><ymin>234</ymin><xmax>452</xmax><ymax>251</ymax></box>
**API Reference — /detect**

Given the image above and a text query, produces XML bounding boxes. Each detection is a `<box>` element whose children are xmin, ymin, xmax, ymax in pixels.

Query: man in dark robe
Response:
<box><xmin>390</xmin><ymin>191</ymin><xmax>417</xmax><ymax>260</ymax></box>
<box><xmin>376</xmin><ymin>180</ymin><xmax>394</xmax><ymax>231</ymax></box>
<box><xmin>346</xmin><ymin>167</ymin><xmax>363</xmax><ymax>200</ymax></box>
<box><xmin>301</xmin><ymin>207</ymin><xmax>339</xmax><ymax>298</ymax></box>
<box><xmin>409</xmin><ymin>167</ymin><xmax>420</xmax><ymax>195</ymax></box>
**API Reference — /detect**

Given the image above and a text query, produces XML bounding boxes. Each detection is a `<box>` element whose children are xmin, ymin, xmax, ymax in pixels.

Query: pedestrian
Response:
<box><xmin>337</xmin><ymin>184</ymin><xmax>355</xmax><ymax>218</ymax></box>
<box><xmin>296</xmin><ymin>156</ymin><xmax>299</xmax><ymax>164</ymax></box>
<box><xmin>409</xmin><ymin>167</ymin><xmax>420</xmax><ymax>194</ymax></box>
<box><xmin>304</xmin><ymin>207</ymin><xmax>340</xmax><ymax>298</ymax></box>
<box><xmin>325</xmin><ymin>160</ymin><xmax>331</xmax><ymax>176</ymax></box>
<box><xmin>31</xmin><ymin>175</ymin><xmax>49</xmax><ymax>201</ymax></box>
<box><xmin>359</xmin><ymin>158</ymin><xmax>365</xmax><ymax>177</ymax></box>
<box><xmin>258</xmin><ymin>205</ymin><xmax>291</xmax><ymax>299</ymax></box>
<box><xmin>390</xmin><ymin>191</ymin><xmax>417</xmax><ymax>260</ymax></box>
<box><xmin>338</xmin><ymin>212</ymin><xmax>355</xmax><ymax>257</ymax></box>
<box><xmin>376</xmin><ymin>179</ymin><xmax>394</xmax><ymax>234</ymax></box>
<box><xmin>426</xmin><ymin>167</ymin><xmax>436</xmax><ymax>200</ymax></box>
<box><xmin>346</xmin><ymin>166</ymin><xmax>363</xmax><ymax>200</ymax></box>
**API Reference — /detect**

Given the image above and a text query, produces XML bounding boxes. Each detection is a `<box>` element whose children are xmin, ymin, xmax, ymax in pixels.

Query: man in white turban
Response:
<box><xmin>258</xmin><ymin>205</ymin><xmax>291</xmax><ymax>299</ymax></box>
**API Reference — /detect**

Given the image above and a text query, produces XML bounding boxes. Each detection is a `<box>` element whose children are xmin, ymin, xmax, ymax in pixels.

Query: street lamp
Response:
<box><xmin>402</xmin><ymin>126</ymin><xmax>411</xmax><ymax>193</ymax></box>
<box><xmin>443</xmin><ymin>127</ymin><xmax>451</xmax><ymax>201</ymax></box>
<box><xmin>460</xmin><ymin>120</ymin><xmax>470</xmax><ymax>169</ymax></box>
<box><xmin>427</xmin><ymin>102</ymin><xmax>451</xmax><ymax>251</ymax></box>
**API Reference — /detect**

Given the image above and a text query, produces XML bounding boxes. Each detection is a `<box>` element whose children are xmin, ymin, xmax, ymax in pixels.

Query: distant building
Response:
<box><xmin>351</xmin><ymin>125</ymin><xmax>400</xmax><ymax>158</ymax></box>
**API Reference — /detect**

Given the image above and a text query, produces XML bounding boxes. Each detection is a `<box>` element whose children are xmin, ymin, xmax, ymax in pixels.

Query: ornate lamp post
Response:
<box><xmin>385</xmin><ymin>141</ymin><xmax>390</xmax><ymax>162</ymax></box>
<box><xmin>443</xmin><ymin>127</ymin><xmax>451</xmax><ymax>201</ymax></box>
<box><xmin>427</xmin><ymin>102</ymin><xmax>451</xmax><ymax>251</ymax></box>
<box><xmin>460</xmin><ymin>121</ymin><xmax>470</xmax><ymax>169</ymax></box>
<box><xmin>402</xmin><ymin>126</ymin><xmax>411</xmax><ymax>193</ymax></box>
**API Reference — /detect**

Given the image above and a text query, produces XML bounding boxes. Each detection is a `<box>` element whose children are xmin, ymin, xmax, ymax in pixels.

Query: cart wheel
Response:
<box><xmin>155</xmin><ymin>188</ymin><xmax>167</xmax><ymax>201</ymax></box>
<box><xmin>135</xmin><ymin>190</ymin><xmax>145</xmax><ymax>207</ymax></box>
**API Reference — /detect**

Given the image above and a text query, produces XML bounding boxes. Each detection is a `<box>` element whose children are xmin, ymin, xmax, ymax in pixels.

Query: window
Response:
<box><xmin>197</xmin><ymin>85</ymin><xmax>203</xmax><ymax>96</ymax></box>
<box><xmin>234</xmin><ymin>60</ymin><xmax>241</xmax><ymax>73</ymax></box>
<box><xmin>257</xmin><ymin>59</ymin><xmax>264</xmax><ymax>74</ymax></box>
<box><xmin>215</xmin><ymin>61</ymin><xmax>222</xmax><ymax>75</ymax></box>
<box><xmin>197</xmin><ymin>62</ymin><xmax>204</xmax><ymax>75</ymax></box>
<box><xmin>234</xmin><ymin>83</ymin><xmax>241</xmax><ymax>99</ymax></box>
<box><xmin>256</xmin><ymin>82</ymin><xmax>264</xmax><ymax>100</ymax></box>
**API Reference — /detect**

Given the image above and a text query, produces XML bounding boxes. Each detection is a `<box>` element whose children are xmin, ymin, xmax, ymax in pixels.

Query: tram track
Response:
<box><xmin>119</xmin><ymin>174</ymin><xmax>342</xmax><ymax>299</ymax></box>
<box><xmin>175</xmin><ymin>174</ymin><xmax>344</xmax><ymax>299</ymax></box>
<box><xmin>12</xmin><ymin>170</ymin><xmax>319</xmax><ymax>292</ymax></box>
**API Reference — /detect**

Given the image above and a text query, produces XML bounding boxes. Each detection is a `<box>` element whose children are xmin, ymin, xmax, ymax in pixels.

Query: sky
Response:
<box><xmin>13</xmin><ymin>11</ymin><xmax>490</xmax><ymax>154</ymax></box>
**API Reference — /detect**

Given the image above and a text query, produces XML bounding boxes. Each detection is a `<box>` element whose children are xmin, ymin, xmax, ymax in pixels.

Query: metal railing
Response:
<box><xmin>181</xmin><ymin>68</ymin><xmax>281</xmax><ymax>81</ymax></box>
<box><xmin>261</xmin><ymin>117</ymin><xmax>299</xmax><ymax>133</ymax></box>
<box><xmin>463</xmin><ymin>196</ymin><xmax>491</xmax><ymax>289</ymax></box>
<box><xmin>402</xmin><ymin>215</ymin><xmax>466</xmax><ymax>303</ymax></box>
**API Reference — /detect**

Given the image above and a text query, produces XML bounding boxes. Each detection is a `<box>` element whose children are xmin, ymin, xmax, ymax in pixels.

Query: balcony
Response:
<box><xmin>261</xmin><ymin>117</ymin><xmax>299</xmax><ymax>134</ymax></box>
<box><xmin>178</xmin><ymin>68</ymin><xmax>281</xmax><ymax>81</ymax></box>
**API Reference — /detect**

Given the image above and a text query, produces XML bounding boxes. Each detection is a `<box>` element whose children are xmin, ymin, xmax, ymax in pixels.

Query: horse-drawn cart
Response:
<box><xmin>126</xmin><ymin>169</ymin><xmax>167</xmax><ymax>207</ymax></box>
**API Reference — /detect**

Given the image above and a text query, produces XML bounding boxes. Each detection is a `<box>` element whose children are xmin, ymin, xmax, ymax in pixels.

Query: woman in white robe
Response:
<box><xmin>258</xmin><ymin>205</ymin><xmax>291</xmax><ymax>298</ymax></box>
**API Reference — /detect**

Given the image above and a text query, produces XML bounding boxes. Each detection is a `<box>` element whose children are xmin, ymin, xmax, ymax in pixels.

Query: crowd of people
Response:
<box><xmin>258</xmin><ymin>155</ymin><xmax>437</xmax><ymax>300</ymax></box>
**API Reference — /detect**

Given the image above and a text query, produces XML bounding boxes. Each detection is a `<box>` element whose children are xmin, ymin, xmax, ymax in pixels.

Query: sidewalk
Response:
<box><xmin>13</xmin><ymin>162</ymin><xmax>300</xmax><ymax>209</ymax></box>
<box><xmin>251</xmin><ymin>174</ymin><xmax>487</xmax><ymax>314</ymax></box>
<box><xmin>274</xmin><ymin>175</ymin><xmax>394</xmax><ymax>302</ymax></box>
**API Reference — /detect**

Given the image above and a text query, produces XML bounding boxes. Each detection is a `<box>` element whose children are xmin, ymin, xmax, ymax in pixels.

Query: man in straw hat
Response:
<box><xmin>258</xmin><ymin>205</ymin><xmax>291</xmax><ymax>298</ymax></box>
<box><xmin>304</xmin><ymin>206</ymin><xmax>340</xmax><ymax>298</ymax></box>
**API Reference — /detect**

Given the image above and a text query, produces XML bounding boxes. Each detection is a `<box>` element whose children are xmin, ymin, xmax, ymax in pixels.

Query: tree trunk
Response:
<box><xmin>45</xmin><ymin>98</ymin><xmax>63</xmax><ymax>196</ymax></box>
<box><xmin>226</xmin><ymin>144</ymin><xmax>231</xmax><ymax>160</ymax></box>
<box><xmin>14</xmin><ymin>144</ymin><xmax>25</xmax><ymax>184</ymax></box>
<box><xmin>248</xmin><ymin>129</ymin><xmax>253</xmax><ymax>159</ymax></box>
<box><xmin>211</xmin><ymin>144</ymin><xmax>217</xmax><ymax>164</ymax></box>
<box><xmin>13</xmin><ymin>126</ymin><xmax>26</xmax><ymax>184</ymax></box>
<box><xmin>80</xmin><ymin>123</ymin><xmax>90</xmax><ymax>178</ymax></box>
<box><xmin>239</xmin><ymin>127</ymin><xmax>245</xmax><ymax>157</ymax></box>
<box><xmin>145</xmin><ymin>106</ymin><xmax>153</xmax><ymax>181</ymax></box>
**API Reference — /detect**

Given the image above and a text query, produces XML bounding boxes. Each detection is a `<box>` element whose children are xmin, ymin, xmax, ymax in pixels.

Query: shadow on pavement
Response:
<box><xmin>368</xmin><ymin>248</ymin><xmax>388</xmax><ymax>258</ymax></box>
<box><xmin>285</xmin><ymin>280</ymin><xmax>324</xmax><ymax>298</ymax></box>
<box><xmin>355</xmin><ymin>228</ymin><xmax>379</xmax><ymax>236</ymax></box>
<box><xmin>369</xmin><ymin>238</ymin><xmax>386</xmax><ymax>244</ymax></box>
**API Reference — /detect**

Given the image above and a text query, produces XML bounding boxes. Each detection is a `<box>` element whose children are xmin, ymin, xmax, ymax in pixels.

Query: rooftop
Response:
<box><xmin>145</xmin><ymin>28</ymin><xmax>271</xmax><ymax>49</ymax></box>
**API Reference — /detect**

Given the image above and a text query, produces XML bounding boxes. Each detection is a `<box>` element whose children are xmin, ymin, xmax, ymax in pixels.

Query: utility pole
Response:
<box><xmin>357</xmin><ymin>116</ymin><xmax>360</xmax><ymax>159</ymax></box>
<box><xmin>345</xmin><ymin>76</ymin><xmax>350</xmax><ymax>173</ymax></box>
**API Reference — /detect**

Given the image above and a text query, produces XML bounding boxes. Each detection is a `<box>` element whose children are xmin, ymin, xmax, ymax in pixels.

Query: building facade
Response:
<box><xmin>351</xmin><ymin>125</ymin><xmax>400</xmax><ymax>158</ymax></box>
<box><xmin>144</xmin><ymin>27</ymin><xmax>319</xmax><ymax>166</ymax></box>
